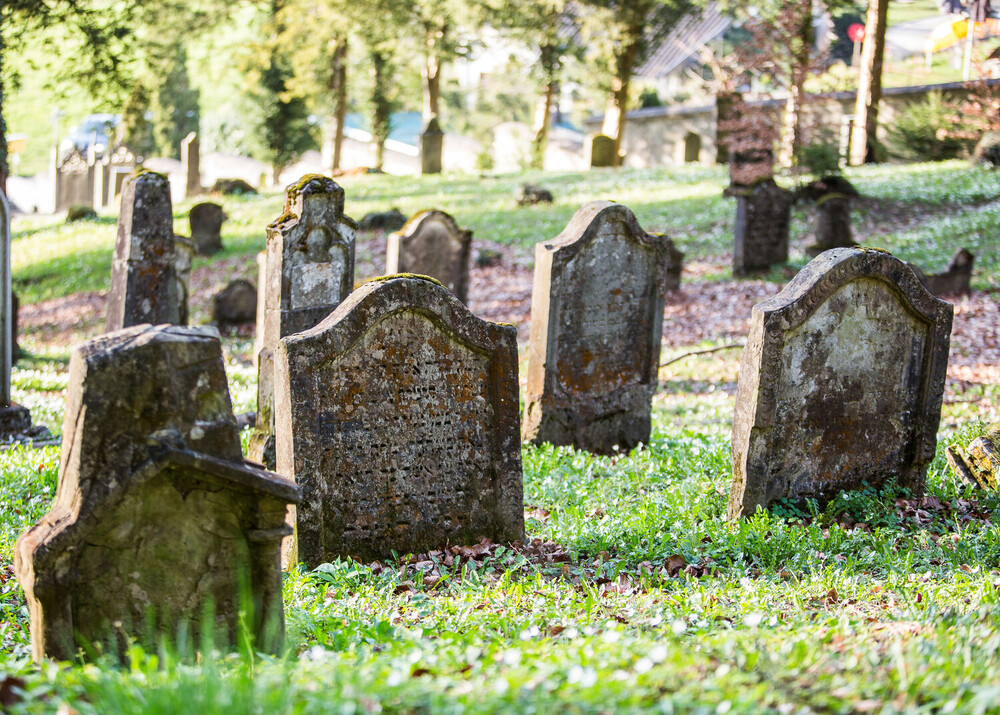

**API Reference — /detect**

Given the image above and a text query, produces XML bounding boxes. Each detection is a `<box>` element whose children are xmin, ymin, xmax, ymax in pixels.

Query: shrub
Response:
<box><xmin>887</xmin><ymin>92</ymin><xmax>973</xmax><ymax>161</ymax></box>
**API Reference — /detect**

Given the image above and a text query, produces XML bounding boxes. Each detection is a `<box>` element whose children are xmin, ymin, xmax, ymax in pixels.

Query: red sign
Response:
<box><xmin>848</xmin><ymin>23</ymin><xmax>866</xmax><ymax>42</ymax></box>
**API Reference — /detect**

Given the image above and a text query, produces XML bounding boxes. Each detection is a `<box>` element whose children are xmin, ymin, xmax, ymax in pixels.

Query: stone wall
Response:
<box><xmin>583</xmin><ymin>80</ymin><xmax>1000</xmax><ymax>169</ymax></box>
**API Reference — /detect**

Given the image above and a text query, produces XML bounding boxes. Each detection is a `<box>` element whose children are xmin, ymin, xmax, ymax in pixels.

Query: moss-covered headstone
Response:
<box><xmin>274</xmin><ymin>276</ymin><xmax>523</xmax><ymax>567</ymax></box>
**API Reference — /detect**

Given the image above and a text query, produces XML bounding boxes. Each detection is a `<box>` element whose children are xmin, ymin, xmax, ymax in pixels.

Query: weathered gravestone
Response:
<box><xmin>729</xmin><ymin>247</ymin><xmax>953</xmax><ymax>519</ymax></box>
<box><xmin>274</xmin><ymin>275</ymin><xmax>523</xmax><ymax>567</ymax></box>
<box><xmin>213</xmin><ymin>279</ymin><xmax>258</xmax><ymax>324</ymax></box>
<box><xmin>385</xmin><ymin>210</ymin><xmax>472</xmax><ymax>303</ymax></box>
<box><xmin>590</xmin><ymin>134</ymin><xmax>617</xmax><ymax>168</ymax></box>
<box><xmin>106</xmin><ymin>171</ymin><xmax>183</xmax><ymax>332</ymax></box>
<box><xmin>173</xmin><ymin>235</ymin><xmax>194</xmax><ymax>326</ymax></box>
<box><xmin>0</xmin><ymin>193</ymin><xmax>32</xmax><ymax>436</ymax></box>
<box><xmin>54</xmin><ymin>148</ymin><xmax>95</xmax><ymax>213</ymax></box>
<box><xmin>803</xmin><ymin>177</ymin><xmax>860</xmax><ymax>257</ymax></box>
<box><xmin>947</xmin><ymin>422</ymin><xmax>1000</xmax><ymax>490</ymax></box>
<box><xmin>14</xmin><ymin>325</ymin><xmax>301</xmax><ymax>662</ymax></box>
<box><xmin>420</xmin><ymin>117</ymin><xmax>444</xmax><ymax>175</ymax></box>
<box><xmin>189</xmin><ymin>202</ymin><xmax>226</xmax><ymax>255</ymax></box>
<box><xmin>522</xmin><ymin>201</ymin><xmax>675</xmax><ymax>455</ymax></box>
<box><xmin>727</xmin><ymin>179</ymin><xmax>792</xmax><ymax>277</ymax></box>
<box><xmin>248</xmin><ymin>175</ymin><xmax>356</xmax><ymax>469</ymax></box>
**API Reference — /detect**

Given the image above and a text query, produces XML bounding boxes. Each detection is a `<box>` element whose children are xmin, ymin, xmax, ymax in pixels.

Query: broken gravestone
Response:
<box><xmin>248</xmin><ymin>175</ymin><xmax>356</xmax><ymax>469</ymax></box>
<box><xmin>522</xmin><ymin>201</ymin><xmax>675</xmax><ymax>455</ymax></box>
<box><xmin>189</xmin><ymin>202</ymin><xmax>226</xmax><ymax>255</ymax></box>
<box><xmin>729</xmin><ymin>247</ymin><xmax>953</xmax><ymax>519</ymax></box>
<box><xmin>726</xmin><ymin>178</ymin><xmax>792</xmax><ymax>277</ymax></box>
<box><xmin>106</xmin><ymin>171</ymin><xmax>182</xmax><ymax>332</ymax></box>
<box><xmin>213</xmin><ymin>279</ymin><xmax>258</xmax><ymax>325</ymax></box>
<box><xmin>385</xmin><ymin>210</ymin><xmax>472</xmax><ymax>303</ymax></box>
<box><xmin>947</xmin><ymin>423</ymin><xmax>1000</xmax><ymax>489</ymax></box>
<box><xmin>274</xmin><ymin>275</ymin><xmax>523</xmax><ymax>567</ymax></box>
<box><xmin>14</xmin><ymin>324</ymin><xmax>301</xmax><ymax>662</ymax></box>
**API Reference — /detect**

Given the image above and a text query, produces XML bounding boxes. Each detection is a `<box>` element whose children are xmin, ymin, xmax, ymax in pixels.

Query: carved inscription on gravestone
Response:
<box><xmin>275</xmin><ymin>276</ymin><xmax>523</xmax><ymax>567</ymax></box>
<box><xmin>522</xmin><ymin>201</ymin><xmax>674</xmax><ymax>455</ymax></box>
<box><xmin>386</xmin><ymin>209</ymin><xmax>472</xmax><ymax>303</ymax></box>
<box><xmin>729</xmin><ymin>247</ymin><xmax>953</xmax><ymax>519</ymax></box>
<box><xmin>106</xmin><ymin>171</ymin><xmax>178</xmax><ymax>332</ymax></box>
<box><xmin>248</xmin><ymin>175</ymin><xmax>356</xmax><ymax>469</ymax></box>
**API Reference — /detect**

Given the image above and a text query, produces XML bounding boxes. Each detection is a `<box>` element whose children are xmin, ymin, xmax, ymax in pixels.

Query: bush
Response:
<box><xmin>796</xmin><ymin>139</ymin><xmax>843</xmax><ymax>177</ymax></box>
<box><xmin>887</xmin><ymin>92</ymin><xmax>973</xmax><ymax>161</ymax></box>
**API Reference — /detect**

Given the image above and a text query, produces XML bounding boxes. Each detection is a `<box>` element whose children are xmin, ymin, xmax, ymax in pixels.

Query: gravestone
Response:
<box><xmin>0</xmin><ymin>193</ymin><xmax>31</xmax><ymax>436</ymax></box>
<box><xmin>727</xmin><ymin>179</ymin><xmax>792</xmax><ymax>277</ymax></box>
<box><xmin>173</xmin><ymin>235</ymin><xmax>194</xmax><ymax>325</ymax></box>
<box><xmin>804</xmin><ymin>177</ymin><xmax>860</xmax><ymax>256</ymax></box>
<box><xmin>55</xmin><ymin>148</ymin><xmax>95</xmax><ymax>213</ymax></box>
<box><xmin>590</xmin><ymin>134</ymin><xmax>617</xmax><ymax>168</ymax></box>
<box><xmin>420</xmin><ymin>117</ymin><xmax>444</xmax><ymax>175</ymax></box>
<box><xmin>181</xmin><ymin>132</ymin><xmax>201</xmax><ymax>198</ymax></box>
<box><xmin>522</xmin><ymin>201</ymin><xmax>674</xmax><ymax>455</ymax></box>
<box><xmin>682</xmin><ymin>132</ymin><xmax>701</xmax><ymax>163</ymax></box>
<box><xmin>213</xmin><ymin>279</ymin><xmax>258</xmax><ymax>324</ymax></box>
<box><xmin>947</xmin><ymin>422</ymin><xmax>1000</xmax><ymax>489</ymax></box>
<box><xmin>729</xmin><ymin>247</ymin><xmax>953</xmax><ymax>519</ymax></box>
<box><xmin>912</xmin><ymin>248</ymin><xmax>975</xmax><ymax>296</ymax></box>
<box><xmin>274</xmin><ymin>275</ymin><xmax>523</xmax><ymax>567</ymax></box>
<box><xmin>14</xmin><ymin>325</ymin><xmax>301</xmax><ymax>662</ymax></box>
<box><xmin>248</xmin><ymin>175</ymin><xmax>356</xmax><ymax>469</ymax></box>
<box><xmin>106</xmin><ymin>171</ymin><xmax>180</xmax><ymax>332</ymax></box>
<box><xmin>386</xmin><ymin>210</ymin><xmax>472</xmax><ymax>303</ymax></box>
<box><xmin>189</xmin><ymin>202</ymin><xmax>226</xmax><ymax>255</ymax></box>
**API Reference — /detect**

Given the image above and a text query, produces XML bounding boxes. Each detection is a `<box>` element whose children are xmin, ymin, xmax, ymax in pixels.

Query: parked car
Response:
<box><xmin>59</xmin><ymin>113</ymin><xmax>120</xmax><ymax>161</ymax></box>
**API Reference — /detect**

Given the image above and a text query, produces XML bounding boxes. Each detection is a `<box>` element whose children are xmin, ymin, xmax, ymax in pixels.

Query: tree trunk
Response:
<box><xmin>531</xmin><ymin>43</ymin><xmax>558</xmax><ymax>170</ymax></box>
<box><xmin>849</xmin><ymin>0</ymin><xmax>889</xmax><ymax>165</ymax></box>
<box><xmin>371</xmin><ymin>50</ymin><xmax>392</xmax><ymax>172</ymax></box>
<box><xmin>601</xmin><ymin>40</ymin><xmax>639</xmax><ymax>168</ymax></box>
<box><xmin>327</xmin><ymin>37</ymin><xmax>348</xmax><ymax>172</ymax></box>
<box><xmin>779</xmin><ymin>1</ymin><xmax>814</xmax><ymax>168</ymax></box>
<box><xmin>423</xmin><ymin>24</ymin><xmax>443</xmax><ymax>121</ymax></box>
<box><xmin>0</xmin><ymin>14</ymin><xmax>8</xmax><ymax>195</ymax></box>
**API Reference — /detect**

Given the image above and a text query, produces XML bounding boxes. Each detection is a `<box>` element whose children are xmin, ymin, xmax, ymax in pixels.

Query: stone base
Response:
<box><xmin>0</xmin><ymin>402</ymin><xmax>32</xmax><ymax>437</ymax></box>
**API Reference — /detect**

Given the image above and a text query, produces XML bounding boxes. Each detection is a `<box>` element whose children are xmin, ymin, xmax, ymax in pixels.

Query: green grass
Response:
<box><xmin>1</xmin><ymin>162</ymin><xmax>1000</xmax><ymax>712</ymax></box>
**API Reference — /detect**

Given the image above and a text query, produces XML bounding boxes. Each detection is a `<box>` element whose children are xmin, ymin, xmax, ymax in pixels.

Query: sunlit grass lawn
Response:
<box><xmin>2</xmin><ymin>161</ymin><xmax>1000</xmax><ymax>712</ymax></box>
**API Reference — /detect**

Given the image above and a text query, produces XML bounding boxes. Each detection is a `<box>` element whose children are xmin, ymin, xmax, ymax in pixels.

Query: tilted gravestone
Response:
<box><xmin>189</xmin><ymin>202</ymin><xmax>226</xmax><ymax>255</ymax></box>
<box><xmin>385</xmin><ymin>210</ymin><xmax>472</xmax><ymax>303</ymax></box>
<box><xmin>274</xmin><ymin>275</ymin><xmax>523</xmax><ymax>567</ymax></box>
<box><xmin>106</xmin><ymin>171</ymin><xmax>182</xmax><ymax>332</ymax></box>
<box><xmin>14</xmin><ymin>325</ymin><xmax>300</xmax><ymax>662</ymax></box>
<box><xmin>248</xmin><ymin>175</ymin><xmax>356</xmax><ymax>469</ymax></box>
<box><xmin>728</xmin><ymin>178</ymin><xmax>792</xmax><ymax>277</ymax></box>
<box><xmin>522</xmin><ymin>201</ymin><xmax>675</xmax><ymax>455</ymax></box>
<box><xmin>729</xmin><ymin>247</ymin><xmax>953</xmax><ymax>519</ymax></box>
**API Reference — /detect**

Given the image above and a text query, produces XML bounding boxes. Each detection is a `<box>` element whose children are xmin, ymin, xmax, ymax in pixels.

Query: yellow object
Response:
<box><xmin>926</xmin><ymin>17</ymin><xmax>1000</xmax><ymax>54</ymax></box>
